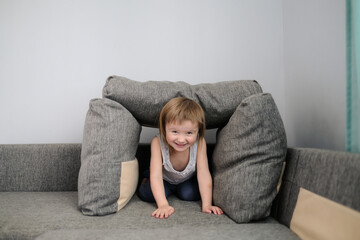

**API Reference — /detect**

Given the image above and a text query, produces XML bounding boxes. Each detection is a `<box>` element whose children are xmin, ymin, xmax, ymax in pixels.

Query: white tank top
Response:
<box><xmin>157</xmin><ymin>134</ymin><xmax>198</xmax><ymax>184</ymax></box>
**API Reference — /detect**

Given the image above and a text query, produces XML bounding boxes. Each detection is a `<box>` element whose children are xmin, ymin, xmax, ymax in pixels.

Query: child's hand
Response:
<box><xmin>202</xmin><ymin>205</ymin><xmax>224</xmax><ymax>215</ymax></box>
<box><xmin>152</xmin><ymin>205</ymin><xmax>175</xmax><ymax>219</ymax></box>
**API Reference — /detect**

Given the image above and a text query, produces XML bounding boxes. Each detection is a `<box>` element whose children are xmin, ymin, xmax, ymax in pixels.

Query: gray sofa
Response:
<box><xmin>1</xmin><ymin>143</ymin><xmax>359</xmax><ymax>240</ymax></box>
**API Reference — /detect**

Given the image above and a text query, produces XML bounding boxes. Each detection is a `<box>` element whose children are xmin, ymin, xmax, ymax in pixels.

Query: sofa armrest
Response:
<box><xmin>272</xmin><ymin>147</ymin><xmax>360</xmax><ymax>238</ymax></box>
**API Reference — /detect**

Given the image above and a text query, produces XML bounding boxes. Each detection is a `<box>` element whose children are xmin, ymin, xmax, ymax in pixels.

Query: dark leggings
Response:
<box><xmin>137</xmin><ymin>175</ymin><xmax>201</xmax><ymax>202</ymax></box>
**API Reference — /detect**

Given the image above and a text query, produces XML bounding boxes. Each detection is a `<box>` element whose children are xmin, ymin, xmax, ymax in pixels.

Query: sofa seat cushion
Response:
<box><xmin>36</xmin><ymin>224</ymin><xmax>300</xmax><ymax>240</ymax></box>
<box><xmin>0</xmin><ymin>192</ymin><xmax>299</xmax><ymax>240</ymax></box>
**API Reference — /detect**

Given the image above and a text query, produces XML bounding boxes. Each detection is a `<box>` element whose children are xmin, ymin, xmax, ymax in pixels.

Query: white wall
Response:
<box><xmin>0</xmin><ymin>0</ymin><xmax>346</xmax><ymax>150</ymax></box>
<box><xmin>283</xmin><ymin>0</ymin><xmax>346</xmax><ymax>150</ymax></box>
<box><xmin>0</xmin><ymin>0</ymin><xmax>284</xmax><ymax>144</ymax></box>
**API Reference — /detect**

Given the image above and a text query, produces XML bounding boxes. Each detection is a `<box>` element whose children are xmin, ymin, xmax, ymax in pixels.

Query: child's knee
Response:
<box><xmin>137</xmin><ymin>180</ymin><xmax>155</xmax><ymax>203</ymax></box>
<box><xmin>177</xmin><ymin>184</ymin><xmax>200</xmax><ymax>201</ymax></box>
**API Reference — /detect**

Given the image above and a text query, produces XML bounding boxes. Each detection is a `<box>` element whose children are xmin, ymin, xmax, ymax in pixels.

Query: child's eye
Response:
<box><xmin>172</xmin><ymin>131</ymin><xmax>178</xmax><ymax>134</ymax></box>
<box><xmin>187</xmin><ymin>132</ymin><xmax>193</xmax><ymax>135</ymax></box>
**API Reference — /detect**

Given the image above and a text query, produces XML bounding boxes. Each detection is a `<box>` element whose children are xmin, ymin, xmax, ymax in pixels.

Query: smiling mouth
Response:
<box><xmin>175</xmin><ymin>143</ymin><xmax>187</xmax><ymax>147</ymax></box>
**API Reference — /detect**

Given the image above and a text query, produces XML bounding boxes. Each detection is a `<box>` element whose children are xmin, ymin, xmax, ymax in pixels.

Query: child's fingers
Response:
<box><xmin>152</xmin><ymin>210</ymin><xmax>161</xmax><ymax>218</ymax></box>
<box><xmin>214</xmin><ymin>207</ymin><xmax>223</xmax><ymax>215</ymax></box>
<box><xmin>151</xmin><ymin>210</ymin><xmax>157</xmax><ymax>217</ymax></box>
<box><xmin>156</xmin><ymin>212</ymin><xmax>163</xmax><ymax>219</ymax></box>
<box><xmin>164</xmin><ymin>209</ymin><xmax>174</xmax><ymax>218</ymax></box>
<box><xmin>202</xmin><ymin>208</ymin><xmax>212</xmax><ymax>214</ymax></box>
<box><xmin>152</xmin><ymin>209</ymin><xmax>173</xmax><ymax>219</ymax></box>
<box><xmin>212</xmin><ymin>207</ymin><xmax>217</xmax><ymax>214</ymax></box>
<box><xmin>208</xmin><ymin>206</ymin><xmax>223</xmax><ymax>215</ymax></box>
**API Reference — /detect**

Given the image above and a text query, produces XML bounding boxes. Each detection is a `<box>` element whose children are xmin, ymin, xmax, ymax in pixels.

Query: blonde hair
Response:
<box><xmin>159</xmin><ymin>97</ymin><xmax>205</xmax><ymax>144</ymax></box>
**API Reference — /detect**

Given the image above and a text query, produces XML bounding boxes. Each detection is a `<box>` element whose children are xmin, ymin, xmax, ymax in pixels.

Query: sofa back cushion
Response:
<box><xmin>78</xmin><ymin>98</ymin><xmax>141</xmax><ymax>216</ymax></box>
<box><xmin>102</xmin><ymin>76</ymin><xmax>262</xmax><ymax>129</ymax></box>
<box><xmin>212</xmin><ymin>93</ymin><xmax>287</xmax><ymax>223</ymax></box>
<box><xmin>78</xmin><ymin>76</ymin><xmax>288</xmax><ymax>220</ymax></box>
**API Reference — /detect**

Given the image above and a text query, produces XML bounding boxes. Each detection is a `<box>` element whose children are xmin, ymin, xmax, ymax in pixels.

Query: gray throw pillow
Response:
<box><xmin>102</xmin><ymin>76</ymin><xmax>262</xmax><ymax>128</ymax></box>
<box><xmin>212</xmin><ymin>93</ymin><xmax>287</xmax><ymax>223</ymax></box>
<box><xmin>78</xmin><ymin>98</ymin><xmax>141</xmax><ymax>216</ymax></box>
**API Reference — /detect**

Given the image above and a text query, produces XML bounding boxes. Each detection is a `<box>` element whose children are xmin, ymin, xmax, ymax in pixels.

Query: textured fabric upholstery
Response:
<box><xmin>3</xmin><ymin>74</ymin><xmax>358</xmax><ymax>238</ymax></box>
<box><xmin>78</xmin><ymin>98</ymin><xmax>141</xmax><ymax>216</ymax></box>
<box><xmin>0</xmin><ymin>144</ymin><xmax>81</xmax><ymax>191</ymax></box>
<box><xmin>212</xmin><ymin>93</ymin><xmax>287</xmax><ymax>223</ymax></box>
<box><xmin>275</xmin><ymin>148</ymin><xmax>360</xmax><ymax>227</ymax></box>
<box><xmin>35</xmin><ymin>223</ymin><xmax>299</xmax><ymax>240</ymax></box>
<box><xmin>0</xmin><ymin>192</ymin><xmax>299</xmax><ymax>240</ymax></box>
<box><xmin>102</xmin><ymin>76</ymin><xmax>262</xmax><ymax>128</ymax></box>
<box><xmin>2</xmin><ymin>143</ymin><xmax>359</xmax><ymax>239</ymax></box>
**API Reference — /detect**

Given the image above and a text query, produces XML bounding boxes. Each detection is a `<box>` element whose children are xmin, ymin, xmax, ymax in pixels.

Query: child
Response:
<box><xmin>137</xmin><ymin>97</ymin><xmax>223</xmax><ymax>219</ymax></box>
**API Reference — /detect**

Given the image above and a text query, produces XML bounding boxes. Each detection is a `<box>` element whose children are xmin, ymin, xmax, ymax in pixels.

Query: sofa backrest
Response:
<box><xmin>0</xmin><ymin>144</ymin><xmax>81</xmax><ymax>191</ymax></box>
<box><xmin>0</xmin><ymin>143</ymin><xmax>210</xmax><ymax>192</ymax></box>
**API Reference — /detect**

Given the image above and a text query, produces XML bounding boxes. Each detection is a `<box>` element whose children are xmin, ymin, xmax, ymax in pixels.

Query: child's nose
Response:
<box><xmin>178</xmin><ymin>135</ymin><xmax>186</xmax><ymax>142</ymax></box>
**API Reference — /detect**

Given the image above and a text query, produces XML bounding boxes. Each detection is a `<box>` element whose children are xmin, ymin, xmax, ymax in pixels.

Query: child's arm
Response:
<box><xmin>196</xmin><ymin>138</ymin><xmax>224</xmax><ymax>215</ymax></box>
<box><xmin>149</xmin><ymin>137</ymin><xmax>174</xmax><ymax>219</ymax></box>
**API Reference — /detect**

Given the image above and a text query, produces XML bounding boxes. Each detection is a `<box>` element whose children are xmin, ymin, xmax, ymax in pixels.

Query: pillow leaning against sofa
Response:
<box><xmin>102</xmin><ymin>76</ymin><xmax>263</xmax><ymax>128</ymax></box>
<box><xmin>78</xmin><ymin>98</ymin><xmax>141</xmax><ymax>216</ymax></box>
<box><xmin>213</xmin><ymin>93</ymin><xmax>287</xmax><ymax>223</ymax></box>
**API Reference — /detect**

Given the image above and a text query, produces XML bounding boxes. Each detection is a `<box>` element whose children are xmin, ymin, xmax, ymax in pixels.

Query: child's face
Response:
<box><xmin>165</xmin><ymin>120</ymin><xmax>199</xmax><ymax>152</ymax></box>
